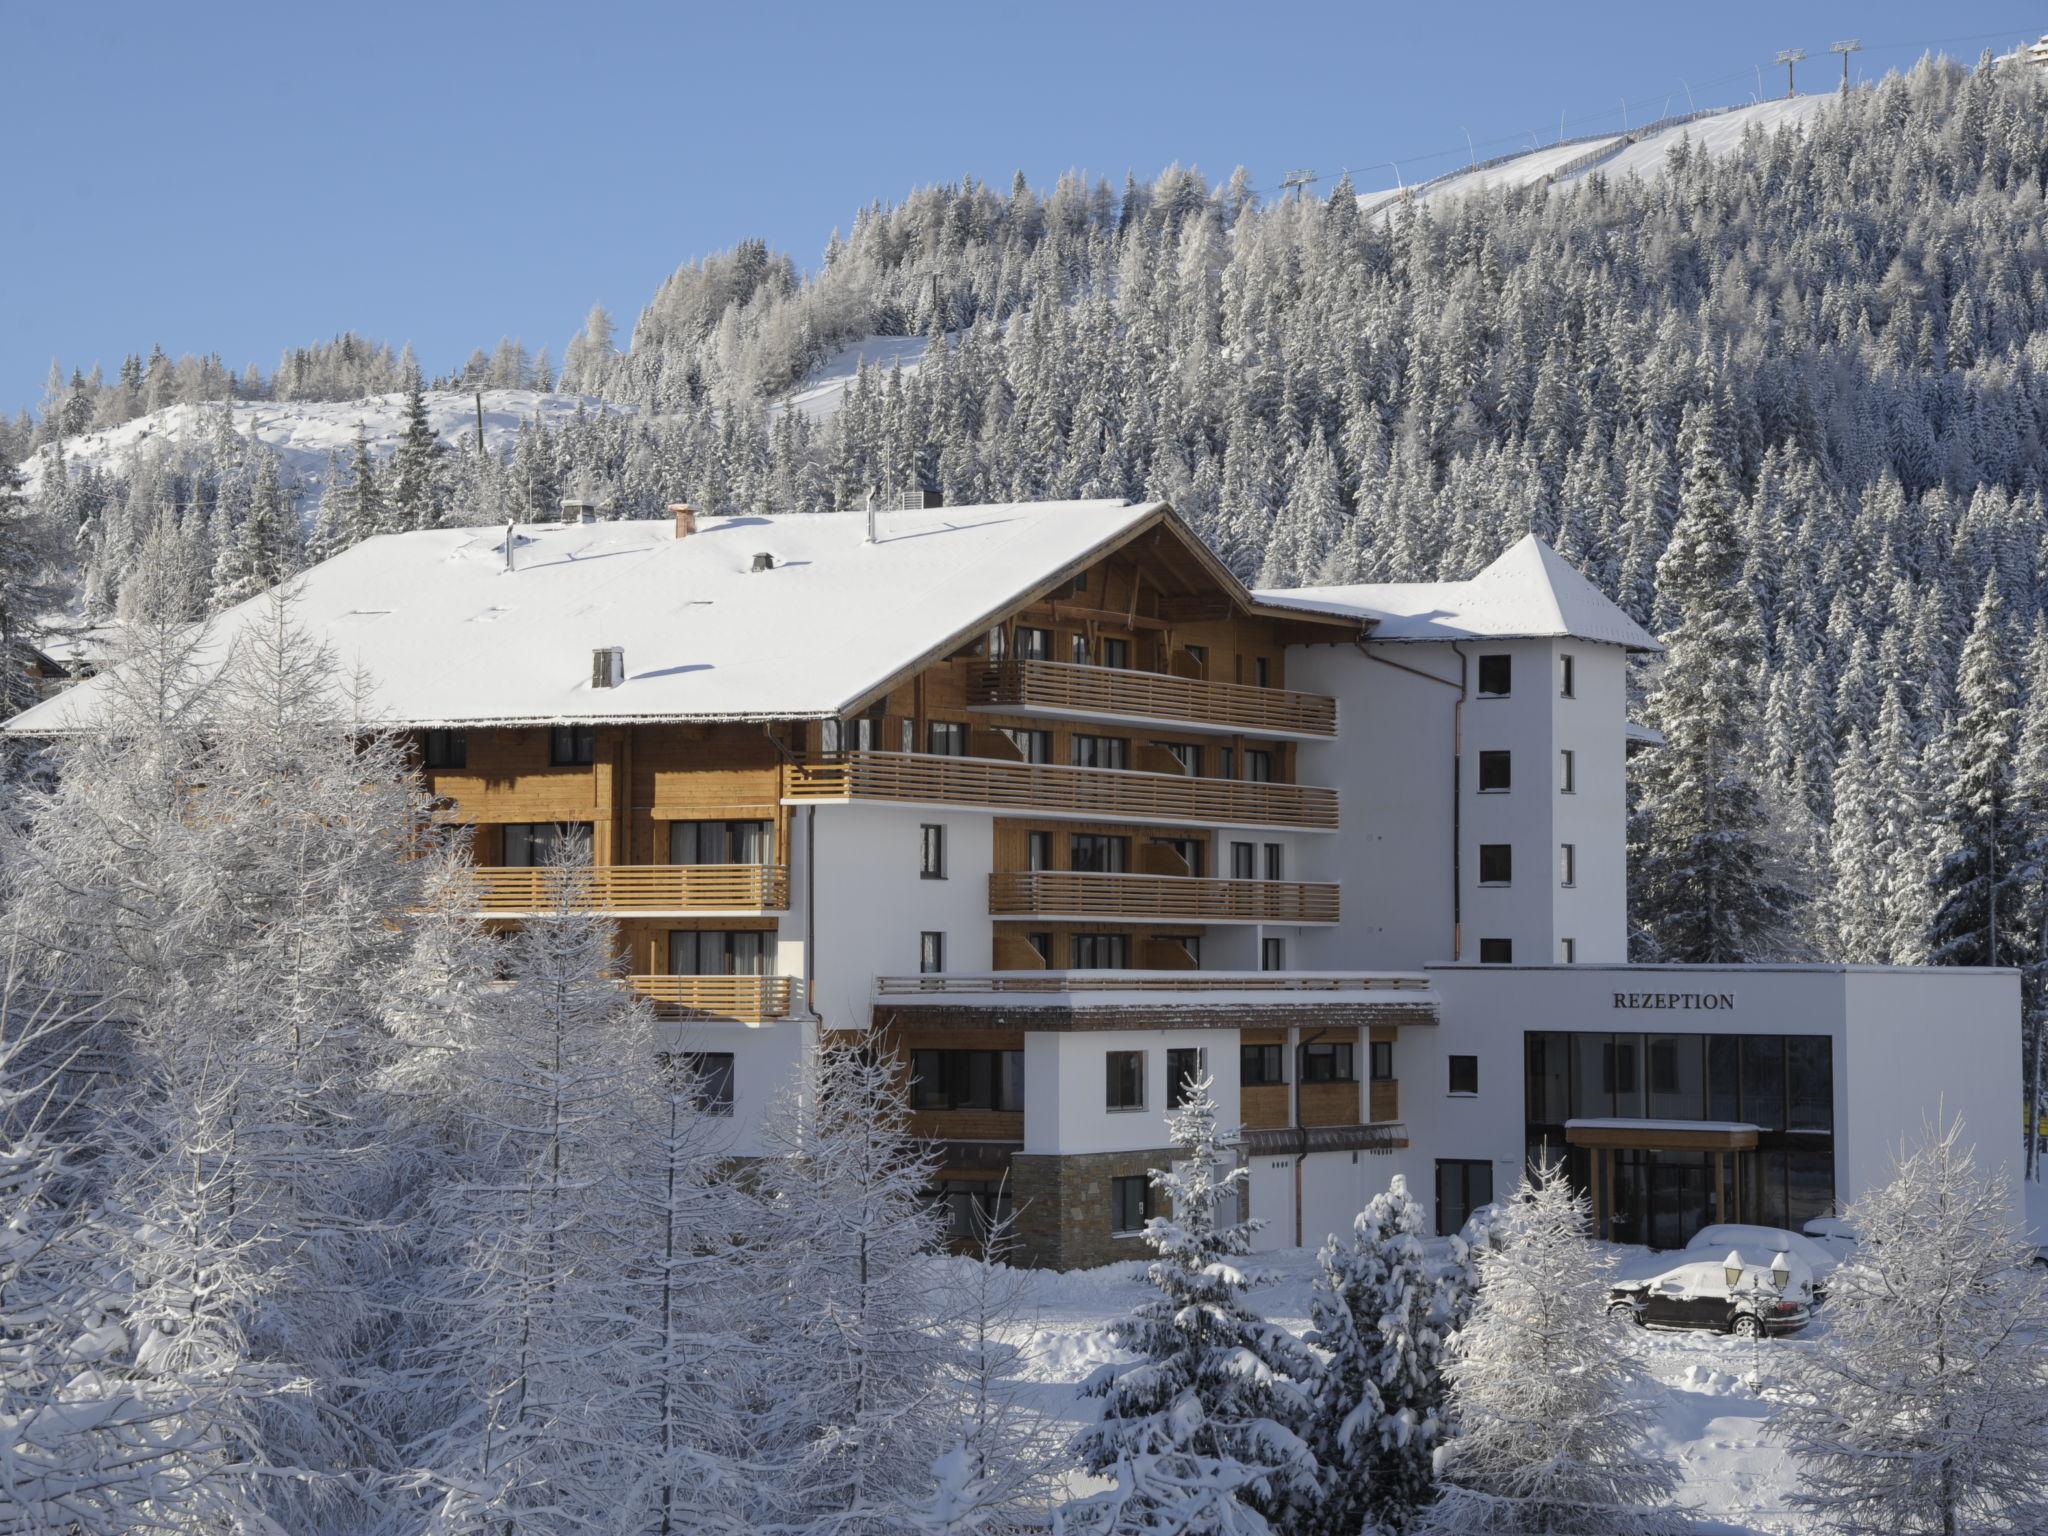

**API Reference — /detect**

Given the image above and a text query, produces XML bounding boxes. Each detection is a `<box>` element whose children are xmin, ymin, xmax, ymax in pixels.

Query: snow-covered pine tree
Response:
<box><xmin>390</xmin><ymin>354</ymin><xmax>443</xmax><ymax>531</ymax></box>
<box><xmin>1416</xmin><ymin>1156</ymin><xmax>1686</xmax><ymax>1536</ymax></box>
<box><xmin>341</xmin><ymin>422</ymin><xmax>387</xmax><ymax>544</ymax></box>
<box><xmin>1062</xmin><ymin>1075</ymin><xmax>1316</xmax><ymax>1535</ymax></box>
<box><xmin>1628</xmin><ymin>397</ymin><xmax>1800</xmax><ymax>961</ymax></box>
<box><xmin>1256</xmin><ymin>424</ymin><xmax>1345</xmax><ymax>588</ymax></box>
<box><xmin>1771</xmin><ymin>1115</ymin><xmax>2048</xmax><ymax>1535</ymax></box>
<box><xmin>744</xmin><ymin>1036</ymin><xmax>963</xmax><ymax>1534</ymax></box>
<box><xmin>1926</xmin><ymin>572</ymin><xmax>2027</xmax><ymax>969</ymax></box>
<box><xmin>1301</xmin><ymin>1173</ymin><xmax>1449</xmax><ymax>1536</ymax></box>
<box><xmin>2017</xmin><ymin>618</ymin><xmax>2048</xmax><ymax>1181</ymax></box>
<box><xmin>0</xmin><ymin>440</ymin><xmax>64</xmax><ymax>722</ymax></box>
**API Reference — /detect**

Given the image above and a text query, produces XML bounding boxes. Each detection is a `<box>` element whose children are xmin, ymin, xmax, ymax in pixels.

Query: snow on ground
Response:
<box><xmin>961</xmin><ymin>1240</ymin><xmax>1821</xmax><ymax>1531</ymax></box>
<box><xmin>774</xmin><ymin>334</ymin><xmax>931</xmax><ymax>424</ymax></box>
<box><xmin>18</xmin><ymin>389</ymin><xmax>631</xmax><ymax>509</ymax></box>
<box><xmin>1358</xmin><ymin>93</ymin><xmax>1839</xmax><ymax>216</ymax></box>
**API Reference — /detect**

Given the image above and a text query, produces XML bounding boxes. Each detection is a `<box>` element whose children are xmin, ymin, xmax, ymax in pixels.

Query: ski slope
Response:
<box><xmin>19</xmin><ymin>389</ymin><xmax>632</xmax><ymax>509</ymax></box>
<box><xmin>1358</xmin><ymin>93</ymin><xmax>1839</xmax><ymax>214</ymax></box>
<box><xmin>774</xmin><ymin>334</ymin><xmax>931</xmax><ymax>423</ymax></box>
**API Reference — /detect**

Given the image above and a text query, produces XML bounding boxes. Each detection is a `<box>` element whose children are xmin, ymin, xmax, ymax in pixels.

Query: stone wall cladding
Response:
<box><xmin>1011</xmin><ymin>1148</ymin><xmax>1177</xmax><ymax>1269</ymax></box>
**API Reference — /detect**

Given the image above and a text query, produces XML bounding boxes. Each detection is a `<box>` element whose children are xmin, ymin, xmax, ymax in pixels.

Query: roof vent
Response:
<box><xmin>751</xmin><ymin>551</ymin><xmax>776</xmax><ymax>572</ymax></box>
<box><xmin>884</xmin><ymin>487</ymin><xmax>943</xmax><ymax>511</ymax></box>
<box><xmin>592</xmin><ymin>646</ymin><xmax>625</xmax><ymax>689</ymax></box>
<box><xmin>670</xmin><ymin>503</ymin><xmax>696</xmax><ymax>540</ymax></box>
<box><xmin>562</xmin><ymin>497</ymin><xmax>599</xmax><ymax>524</ymax></box>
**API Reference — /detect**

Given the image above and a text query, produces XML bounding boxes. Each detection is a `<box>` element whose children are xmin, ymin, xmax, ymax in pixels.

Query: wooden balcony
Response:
<box><xmin>627</xmin><ymin>974</ymin><xmax>798</xmax><ymax>1024</ymax></box>
<box><xmin>874</xmin><ymin>972</ymin><xmax>1430</xmax><ymax>998</ymax></box>
<box><xmin>468</xmin><ymin>864</ymin><xmax>788</xmax><ymax>914</ymax></box>
<box><xmin>966</xmin><ymin>658</ymin><xmax>1338</xmax><ymax>738</ymax></box>
<box><xmin>988</xmin><ymin>870</ymin><xmax>1339</xmax><ymax>924</ymax></box>
<box><xmin>786</xmin><ymin>752</ymin><xmax>1338</xmax><ymax>832</ymax></box>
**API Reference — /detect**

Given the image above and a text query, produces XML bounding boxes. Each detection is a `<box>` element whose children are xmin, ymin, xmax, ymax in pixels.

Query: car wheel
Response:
<box><xmin>1607</xmin><ymin>1302</ymin><xmax>1640</xmax><ymax>1327</ymax></box>
<box><xmin>1732</xmin><ymin>1314</ymin><xmax>1762</xmax><ymax>1338</ymax></box>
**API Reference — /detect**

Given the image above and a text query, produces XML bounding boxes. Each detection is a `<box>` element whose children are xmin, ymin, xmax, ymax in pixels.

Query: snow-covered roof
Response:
<box><xmin>1257</xmin><ymin>534</ymin><xmax>1661</xmax><ymax>652</ymax></box>
<box><xmin>8</xmin><ymin>501</ymin><xmax>1186</xmax><ymax>733</ymax></box>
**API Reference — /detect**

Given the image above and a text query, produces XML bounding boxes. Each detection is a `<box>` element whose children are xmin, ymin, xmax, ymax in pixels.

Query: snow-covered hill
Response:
<box><xmin>20</xmin><ymin>389</ymin><xmax>632</xmax><ymax>507</ymax></box>
<box><xmin>1358</xmin><ymin>92</ymin><xmax>1838</xmax><ymax>214</ymax></box>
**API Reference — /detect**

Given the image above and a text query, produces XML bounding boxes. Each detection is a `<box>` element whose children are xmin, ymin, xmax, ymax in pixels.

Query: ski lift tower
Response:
<box><xmin>1775</xmin><ymin>47</ymin><xmax>1807</xmax><ymax>99</ymax></box>
<box><xmin>1829</xmin><ymin>39</ymin><xmax>1862</xmax><ymax>94</ymax></box>
<box><xmin>1278</xmin><ymin>168</ymin><xmax>1320</xmax><ymax>200</ymax></box>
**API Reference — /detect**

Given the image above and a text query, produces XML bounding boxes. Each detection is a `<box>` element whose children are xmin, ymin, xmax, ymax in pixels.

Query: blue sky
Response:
<box><xmin>4</xmin><ymin>1</ymin><xmax>2040</xmax><ymax>418</ymax></box>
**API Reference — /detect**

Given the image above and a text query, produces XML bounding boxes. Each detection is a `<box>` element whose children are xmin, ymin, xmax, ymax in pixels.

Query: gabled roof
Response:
<box><xmin>1255</xmin><ymin>533</ymin><xmax>1662</xmax><ymax>652</ymax></box>
<box><xmin>5</xmin><ymin>500</ymin><xmax>1361</xmax><ymax>735</ymax></box>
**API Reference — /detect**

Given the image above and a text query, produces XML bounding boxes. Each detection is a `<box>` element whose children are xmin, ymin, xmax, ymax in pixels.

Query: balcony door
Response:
<box><xmin>670</xmin><ymin>819</ymin><xmax>774</xmax><ymax>866</ymax></box>
<box><xmin>669</xmin><ymin>929</ymin><xmax>770</xmax><ymax>976</ymax></box>
<box><xmin>502</xmin><ymin>822</ymin><xmax>592</xmax><ymax>867</ymax></box>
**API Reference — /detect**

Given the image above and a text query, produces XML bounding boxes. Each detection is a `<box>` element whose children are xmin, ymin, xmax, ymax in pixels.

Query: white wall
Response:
<box><xmin>656</xmin><ymin>1015</ymin><xmax>812</xmax><ymax>1159</ymax></box>
<box><xmin>1023</xmin><ymin>1028</ymin><xmax>1239</xmax><ymax>1154</ymax></box>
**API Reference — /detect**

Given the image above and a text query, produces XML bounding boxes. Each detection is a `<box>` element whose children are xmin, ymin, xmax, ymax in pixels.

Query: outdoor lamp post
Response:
<box><xmin>1770</xmin><ymin>1251</ymin><xmax>1791</xmax><ymax>1291</ymax></box>
<box><xmin>1724</xmin><ymin>1250</ymin><xmax>1745</xmax><ymax>1290</ymax></box>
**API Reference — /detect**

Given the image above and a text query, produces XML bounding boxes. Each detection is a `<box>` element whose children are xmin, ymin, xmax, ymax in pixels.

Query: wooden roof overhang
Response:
<box><xmin>835</xmin><ymin>503</ymin><xmax>1370</xmax><ymax>719</ymax></box>
<box><xmin>1564</xmin><ymin>1121</ymin><xmax>1762</xmax><ymax>1153</ymax></box>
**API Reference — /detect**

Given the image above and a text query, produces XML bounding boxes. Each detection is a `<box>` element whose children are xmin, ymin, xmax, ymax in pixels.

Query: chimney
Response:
<box><xmin>592</xmin><ymin>646</ymin><xmax>625</xmax><ymax>689</ymax></box>
<box><xmin>562</xmin><ymin>497</ymin><xmax>598</xmax><ymax>524</ymax></box>
<box><xmin>863</xmin><ymin>486</ymin><xmax>877</xmax><ymax>545</ymax></box>
<box><xmin>503</xmin><ymin>518</ymin><xmax>517</xmax><ymax>572</ymax></box>
<box><xmin>670</xmin><ymin>503</ymin><xmax>697</xmax><ymax>540</ymax></box>
<box><xmin>751</xmin><ymin>551</ymin><xmax>776</xmax><ymax>572</ymax></box>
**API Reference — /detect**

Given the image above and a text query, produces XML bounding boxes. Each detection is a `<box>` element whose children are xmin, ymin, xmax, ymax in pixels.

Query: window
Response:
<box><xmin>901</xmin><ymin>718</ymin><xmax>916</xmax><ymax>753</ymax></box>
<box><xmin>1070</xmin><ymin>571</ymin><xmax>1088</xmax><ymax>594</ymax></box>
<box><xmin>422</xmin><ymin>728</ymin><xmax>467</xmax><ymax>769</ymax></box>
<box><xmin>1166</xmin><ymin>934</ymin><xmax>1202</xmax><ymax>966</ymax></box>
<box><xmin>1559</xmin><ymin>750</ymin><xmax>1576</xmax><ymax>794</ymax></box>
<box><xmin>1476</xmin><ymin>654</ymin><xmax>1511</xmax><ymax>697</ymax></box>
<box><xmin>1025</xmin><ymin>932</ymin><xmax>1052</xmax><ymax>964</ymax></box>
<box><xmin>1026</xmin><ymin>831</ymin><xmax>1053</xmax><ymax>871</ymax></box>
<box><xmin>1015</xmin><ymin>627</ymin><xmax>1051</xmax><ymax>661</ymax></box>
<box><xmin>1184</xmin><ymin>643</ymin><xmax>1208</xmax><ymax>676</ymax></box>
<box><xmin>549</xmin><ymin>725</ymin><xmax>596</xmax><ymax>765</ymax></box>
<box><xmin>1167</xmin><ymin>1048</ymin><xmax>1204</xmax><ymax>1108</ymax></box>
<box><xmin>1244</xmin><ymin>749</ymin><xmax>1274</xmax><ymax>783</ymax></box>
<box><xmin>1560</xmin><ymin>843</ymin><xmax>1576</xmax><ymax>887</ymax></box>
<box><xmin>1261</xmin><ymin>936</ymin><xmax>1286</xmax><ymax>972</ymax></box>
<box><xmin>919</xmin><ymin>931</ymin><xmax>945</xmax><ymax>974</ymax></box>
<box><xmin>1000</xmin><ymin>727</ymin><xmax>1052</xmax><ymax>762</ymax></box>
<box><xmin>1369</xmin><ymin>1040</ymin><xmax>1394</xmax><ymax>1081</ymax></box>
<box><xmin>1230</xmin><ymin>842</ymin><xmax>1256</xmax><ymax>880</ymax></box>
<box><xmin>1071</xmin><ymin>933</ymin><xmax>1130</xmax><ymax>969</ymax></box>
<box><xmin>920</xmin><ymin>824</ymin><xmax>946</xmax><ymax>879</ymax></box>
<box><xmin>1101</xmin><ymin>638</ymin><xmax>1130</xmax><ymax>669</ymax></box>
<box><xmin>1153</xmin><ymin>837</ymin><xmax>1204</xmax><ymax>876</ymax></box>
<box><xmin>1479</xmin><ymin>844</ymin><xmax>1513</xmax><ymax>885</ymax></box>
<box><xmin>1560</xmin><ymin>653</ymin><xmax>1576</xmax><ymax>698</ymax></box>
<box><xmin>1071</xmin><ymin>633</ymin><xmax>1090</xmax><ymax>665</ymax></box>
<box><xmin>820</xmin><ymin>717</ymin><xmax>845</xmax><ymax>754</ymax></box>
<box><xmin>927</xmin><ymin>721</ymin><xmax>969</xmax><ymax>756</ymax></box>
<box><xmin>1241</xmin><ymin>1043</ymin><xmax>1284</xmax><ymax>1085</ymax></box>
<box><xmin>1436</xmin><ymin>1160</ymin><xmax>1494</xmax><ymax>1236</ymax></box>
<box><xmin>1217</xmin><ymin>747</ymin><xmax>1236</xmax><ymax>778</ymax></box>
<box><xmin>1478</xmin><ymin>937</ymin><xmax>1513</xmax><ymax>964</ymax></box>
<box><xmin>985</xmin><ymin>625</ymin><xmax>1007</xmax><ymax>659</ymax></box>
<box><xmin>1254</xmin><ymin>656</ymin><xmax>1271</xmax><ymax>687</ymax></box>
<box><xmin>1106</xmin><ymin>1051</ymin><xmax>1145</xmax><ymax>1110</ymax></box>
<box><xmin>678</xmin><ymin>1052</ymin><xmax>735</xmax><ymax>1115</ymax></box>
<box><xmin>1110</xmin><ymin>1174</ymin><xmax>1153</xmax><ymax>1234</ymax></box>
<box><xmin>1070</xmin><ymin>834</ymin><xmax>1130</xmax><ymax>873</ymax></box>
<box><xmin>851</xmin><ymin>714</ymin><xmax>884</xmax><ymax>752</ymax></box>
<box><xmin>910</xmin><ymin>1049</ymin><xmax>1024</xmax><ymax>1112</ymax></box>
<box><xmin>1070</xmin><ymin>735</ymin><xmax>1129</xmax><ymax>769</ymax></box>
<box><xmin>1262</xmin><ymin>843</ymin><xmax>1284</xmax><ymax>881</ymax></box>
<box><xmin>668</xmin><ymin>929</ymin><xmax>769</xmax><ymax>976</ymax></box>
<box><xmin>1154</xmin><ymin>740</ymin><xmax>1203</xmax><ymax>775</ymax></box>
<box><xmin>503</xmin><ymin>821</ymin><xmax>590</xmax><ymax>867</ymax></box>
<box><xmin>1302</xmin><ymin>1041</ymin><xmax>1356</xmax><ymax>1083</ymax></box>
<box><xmin>937</xmin><ymin>1179</ymin><xmax>1014</xmax><ymax>1245</ymax></box>
<box><xmin>1559</xmin><ymin>937</ymin><xmax>1577</xmax><ymax>963</ymax></box>
<box><xmin>671</xmin><ymin>819</ymin><xmax>773</xmax><ymax>865</ymax></box>
<box><xmin>1478</xmin><ymin>750</ymin><xmax>1511</xmax><ymax>792</ymax></box>
<box><xmin>1448</xmin><ymin>1055</ymin><xmax>1479</xmax><ymax>1096</ymax></box>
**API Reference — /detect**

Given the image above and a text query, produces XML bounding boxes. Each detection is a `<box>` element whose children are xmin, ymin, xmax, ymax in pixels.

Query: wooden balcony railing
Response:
<box><xmin>468</xmin><ymin>864</ymin><xmax>788</xmax><ymax>913</ymax></box>
<box><xmin>988</xmin><ymin>870</ymin><xmax>1339</xmax><ymax>924</ymax></box>
<box><xmin>967</xmin><ymin>658</ymin><xmax>1338</xmax><ymax>738</ymax></box>
<box><xmin>874</xmin><ymin>971</ymin><xmax>1431</xmax><ymax>997</ymax></box>
<box><xmin>627</xmin><ymin>974</ymin><xmax>798</xmax><ymax>1024</ymax></box>
<box><xmin>787</xmin><ymin>752</ymin><xmax>1338</xmax><ymax>831</ymax></box>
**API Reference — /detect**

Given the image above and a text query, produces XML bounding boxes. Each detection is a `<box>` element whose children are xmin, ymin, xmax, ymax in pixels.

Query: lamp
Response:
<box><xmin>1770</xmin><ymin>1251</ymin><xmax>1791</xmax><ymax>1291</ymax></box>
<box><xmin>1724</xmin><ymin>1250</ymin><xmax>1745</xmax><ymax>1291</ymax></box>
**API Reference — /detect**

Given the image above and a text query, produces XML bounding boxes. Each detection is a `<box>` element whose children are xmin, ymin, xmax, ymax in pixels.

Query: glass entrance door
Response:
<box><xmin>1648</xmin><ymin>1153</ymin><xmax>1713</xmax><ymax>1251</ymax></box>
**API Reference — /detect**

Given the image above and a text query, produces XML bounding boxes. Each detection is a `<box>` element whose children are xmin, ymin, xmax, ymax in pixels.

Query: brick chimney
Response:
<box><xmin>670</xmin><ymin>502</ymin><xmax>697</xmax><ymax>540</ymax></box>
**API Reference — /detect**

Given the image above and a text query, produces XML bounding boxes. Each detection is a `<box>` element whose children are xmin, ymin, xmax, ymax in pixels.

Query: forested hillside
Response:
<box><xmin>8</xmin><ymin>55</ymin><xmax>2048</xmax><ymax>979</ymax></box>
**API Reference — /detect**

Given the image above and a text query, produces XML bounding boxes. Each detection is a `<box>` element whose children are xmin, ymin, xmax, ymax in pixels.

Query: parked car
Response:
<box><xmin>1607</xmin><ymin>1257</ymin><xmax>1814</xmax><ymax>1337</ymax></box>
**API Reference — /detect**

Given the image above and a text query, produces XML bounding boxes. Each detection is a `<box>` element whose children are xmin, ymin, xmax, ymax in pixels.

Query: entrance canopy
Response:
<box><xmin>1565</xmin><ymin>1118</ymin><xmax>1760</xmax><ymax>1152</ymax></box>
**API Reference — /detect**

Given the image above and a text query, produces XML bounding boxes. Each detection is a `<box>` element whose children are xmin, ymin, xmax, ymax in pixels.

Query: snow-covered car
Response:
<box><xmin>1684</xmin><ymin>1224</ymin><xmax>1831</xmax><ymax>1301</ymax></box>
<box><xmin>1606</xmin><ymin>1258</ymin><xmax>1813</xmax><ymax>1337</ymax></box>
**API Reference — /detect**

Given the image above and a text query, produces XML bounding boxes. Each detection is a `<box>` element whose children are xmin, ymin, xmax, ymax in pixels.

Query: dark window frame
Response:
<box><xmin>1369</xmin><ymin>1039</ymin><xmax>1394</xmax><ymax>1081</ymax></box>
<box><xmin>1478</xmin><ymin>937</ymin><xmax>1513</xmax><ymax>964</ymax></box>
<box><xmin>678</xmin><ymin>1052</ymin><xmax>735</xmax><ymax>1115</ymax></box>
<box><xmin>1167</xmin><ymin>1047</ymin><xmax>1204</xmax><ymax>1108</ymax></box>
<box><xmin>1476</xmin><ymin>654</ymin><xmax>1512</xmax><ymax>697</ymax></box>
<box><xmin>920</xmin><ymin>823</ymin><xmax>946</xmax><ymax>879</ymax></box>
<box><xmin>1110</xmin><ymin>1174</ymin><xmax>1154</xmax><ymax>1234</ymax></box>
<box><xmin>1449</xmin><ymin>1054</ymin><xmax>1479</xmax><ymax>1096</ymax></box>
<box><xmin>1479</xmin><ymin>843</ymin><xmax>1513</xmax><ymax>886</ymax></box>
<box><xmin>1240</xmin><ymin>1043</ymin><xmax>1285</xmax><ymax>1085</ymax></box>
<box><xmin>549</xmin><ymin>724</ymin><xmax>596</xmax><ymax>766</ymax></box>
<box><xmin>919</xmin><ymin>931</ymin><xmax>945</xmax><ymax>974</ymax></box>
<box><xmin>1106</xmin><ymin>1050</ymin><xmax>1146</xmax><ymax>1110</ymax></box>
<box><xmin>1477</xmin><ymin>750</ymin><xmax>1512</xmax><ymax>793</ymax></box>
<box><xmin>423</xmin><ymin>728</ymin><xmax>467</xmax><ymax>769</ymax></box>
<box><xmin>1302</xmin><ymin>1041</ymin><xmax>1356</xmax><ymax>1083</ymax></box>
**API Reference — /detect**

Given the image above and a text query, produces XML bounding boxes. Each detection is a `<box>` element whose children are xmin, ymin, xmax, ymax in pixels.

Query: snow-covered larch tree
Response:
<box><xmin>1061</xmin><ymin>1075</ymin><xmax>1316</xmax><ymax>1536</ymax></box>
<box><xmin>1771</xmin><ymin>1115</ymin><xmax>2048</xmax><ymax>1535</ymax></box>
<box><xmin>1416</xmin><ymin>1157</ymin><xmax>1687</xmax><ymax>1536</ymax></box>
